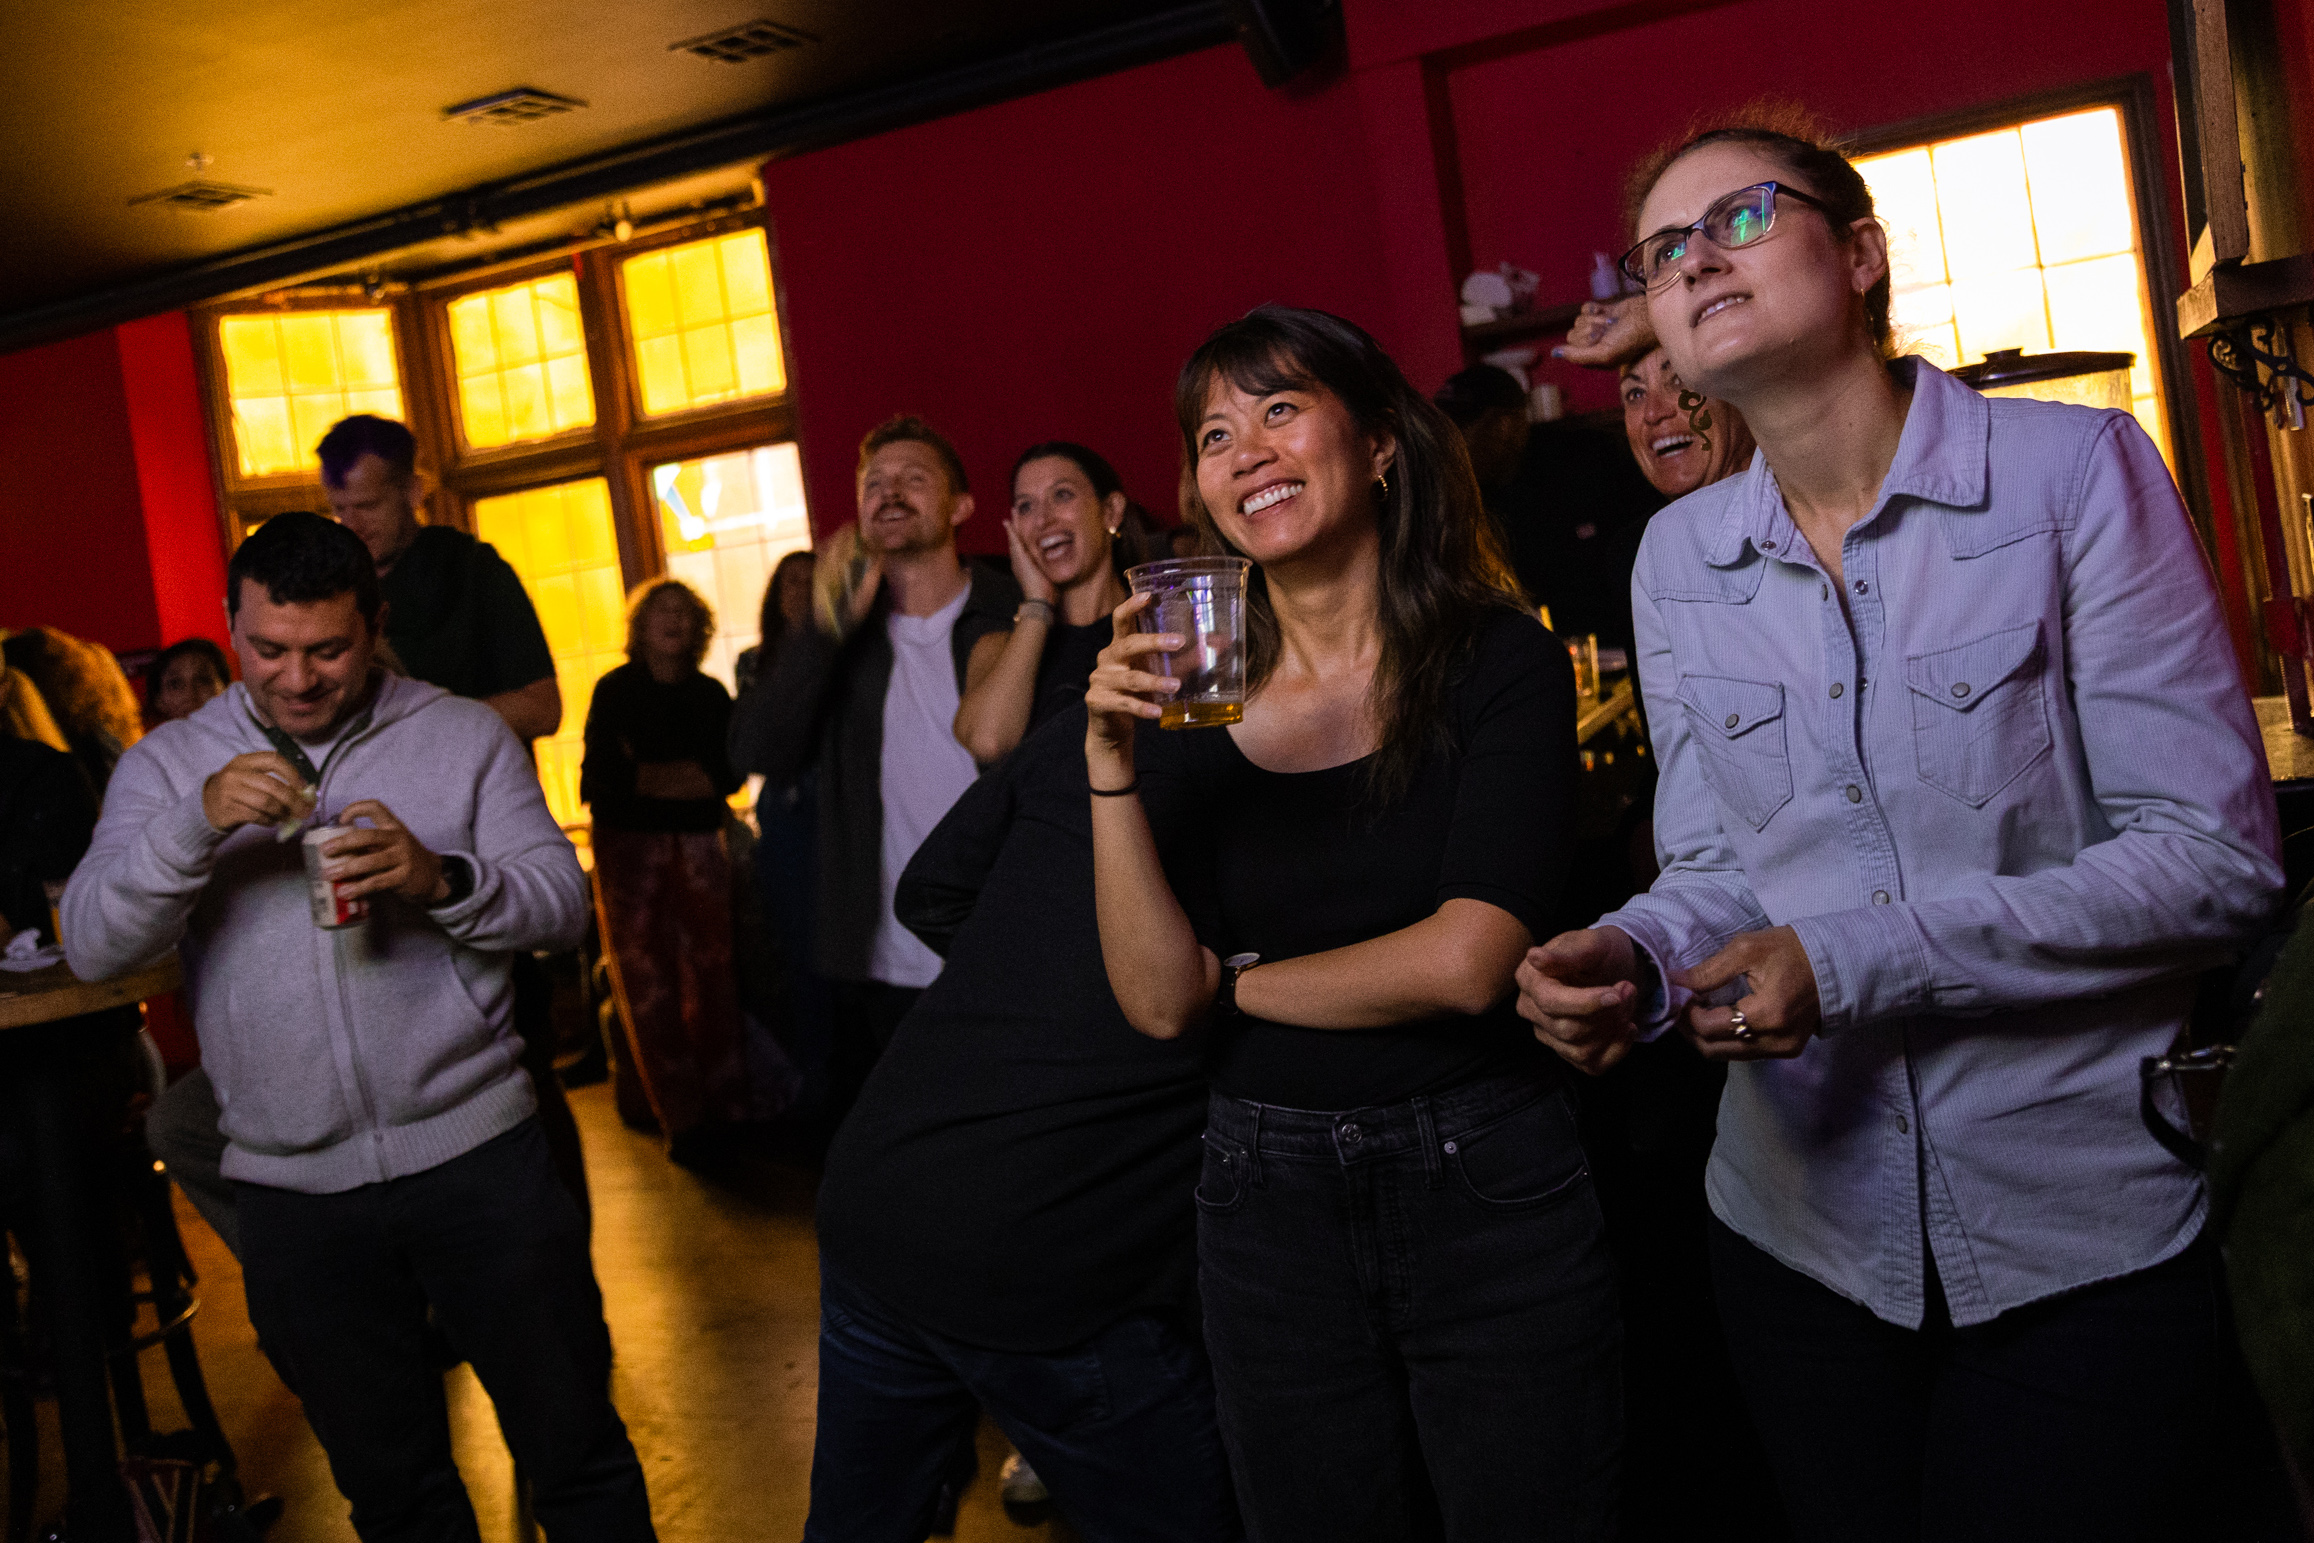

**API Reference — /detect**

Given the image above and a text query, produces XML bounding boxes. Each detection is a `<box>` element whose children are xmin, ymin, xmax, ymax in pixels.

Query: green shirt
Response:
<box><xmin>379</xmin><ymin>526</ymin><xmax>555</xmax><ymax>702</ymax></box>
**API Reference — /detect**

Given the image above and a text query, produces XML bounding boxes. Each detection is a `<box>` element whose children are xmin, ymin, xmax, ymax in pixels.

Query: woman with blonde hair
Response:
<box><xmin>584</xmin><ymin>578</ymin><xmax>750</xmax><ymax>1163</ymax></box>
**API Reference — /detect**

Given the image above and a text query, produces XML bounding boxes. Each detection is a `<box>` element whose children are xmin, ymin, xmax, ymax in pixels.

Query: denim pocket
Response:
<box><xmin>1904</xmin><ymin>621</ymin><xmax>2051</xmax><ymax>807</ymax></box>
<box><xmin>1676</xmin><ymin>674</ymin><xmax>1793</xmax><ymax>831</ymax></box>
<box><xmin>1446</xmin><ymin>1094</ymin><xmax>1591</xmax><ymax>1212</ymax></box>
<box><xmin>1194</xmin><ymin>1132</ymin><xmax>1249</xmax><ymax>1214</ymax></box>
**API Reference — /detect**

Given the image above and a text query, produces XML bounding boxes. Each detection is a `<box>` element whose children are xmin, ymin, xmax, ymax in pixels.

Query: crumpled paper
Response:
<box><xmin>0</xmin><ymin>929</ymin><xmax>65</xmax><ymax>973</ymax></box>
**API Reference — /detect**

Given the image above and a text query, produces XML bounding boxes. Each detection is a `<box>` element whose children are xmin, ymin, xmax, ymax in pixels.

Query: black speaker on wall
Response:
<box><xmin>1228</xmin><ymin>0</ymin><xmax>1343</xmax><ymax>87</ymax></box>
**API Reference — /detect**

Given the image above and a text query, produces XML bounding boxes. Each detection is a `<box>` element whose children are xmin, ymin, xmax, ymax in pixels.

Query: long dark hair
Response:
<box><xmin>1173</xmin><ymin>304</ymin><xmax>1524</xmax><ymax>806</ymax></box>
<box><xmin>1624</xmin><ymin>102</ymin><xmax>1893</xmax><ymax>355</ymax></box>
<box><xmin>754</xmin><ymin>549</ymin><xmax>817</xmax><ymax>679</ymax></box>
<box><xmin>143</xmin><ymin>637</ymin><xmax>230</xmax><ymax>718</ymax></box>
<box><xmin>1009</xmin><ymin>440</ymin><xmax>1160</xmax><ymax>577</ymax></box>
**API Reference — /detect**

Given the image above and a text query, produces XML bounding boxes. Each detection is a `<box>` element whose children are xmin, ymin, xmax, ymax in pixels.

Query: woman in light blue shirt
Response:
<box><xmin>1517</xmin><ymin>116</ymin><xmax>2282</xmax><ymax>1541</ymax></box>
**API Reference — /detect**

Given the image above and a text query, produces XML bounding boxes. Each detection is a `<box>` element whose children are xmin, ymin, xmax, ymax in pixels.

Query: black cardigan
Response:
<box><xmin>725</xmin><ymin>560</ymin><xmax>1017</xmax><ymax>980</ymax></box>
<box><xmin>581</xmin><ymin>662</ymin><xmax>742</xmax><ymax>834</ymax></box>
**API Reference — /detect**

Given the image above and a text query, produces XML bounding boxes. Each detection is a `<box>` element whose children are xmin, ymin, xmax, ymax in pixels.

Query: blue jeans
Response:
<box><xmin>1196</xmin><ymin>1073</ymin><xmax>1621</xmax><ymax>1542</ymax></box>
<box><xmin>804</xmin><ymin>1261</ymin><xmax>1239</xmax><ymax>1543</ymax></box>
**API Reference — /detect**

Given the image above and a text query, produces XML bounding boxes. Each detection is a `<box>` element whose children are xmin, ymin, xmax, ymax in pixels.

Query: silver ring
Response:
<box><xmin>1728</xmin><ymin>1007</ymin><xmax>1755</xmax><ymax>1042</ymax></box>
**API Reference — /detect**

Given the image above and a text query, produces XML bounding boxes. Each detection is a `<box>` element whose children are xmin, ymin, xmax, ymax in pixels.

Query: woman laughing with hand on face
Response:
<box><xmin>1516</xmin><ymin>112</ymin><xmax>2281</xmax><ymax>1542</ymax></box>
<box><xmin>953</xmin><ymin>442</ymin><xmax>1145</xmax><ymax>765</ymax></box>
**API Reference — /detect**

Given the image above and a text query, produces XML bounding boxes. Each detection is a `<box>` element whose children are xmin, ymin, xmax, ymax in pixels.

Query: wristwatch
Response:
<box><xmin>429</xmin><ymin>855</ymin><xmax>476</xmax><ymax>909</ymax></box>
<box><xmin>1215</xmin><ymin>952</ymin><xmax>1262</xmax><ymax>1017</ymax></box>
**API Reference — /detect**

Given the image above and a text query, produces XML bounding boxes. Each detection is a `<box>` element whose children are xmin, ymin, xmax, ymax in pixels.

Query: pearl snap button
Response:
<box><xmin>1759</xmin><ymin>539</ymin><xmax>1777</xmax><ymax>550</ymax></box>
<box><xmin>1725</xmin><ymin>713</ymin><xmax>1740</xmax><ymax>729</ymax></box>
<box><xmin>1872</xmin><ymin>890</ymin><xmax>1890</xmax><ymax>904</ymax></box>
<box><xmin>1845</xmin><ymin>784</ymin><xmax>1863</xmax><ymax>803</ymax></box>
<box><xmin>1442</xmin><ymin>1140</ymin><xmax>1458</xmax><ymax>1155</ymax></box>
<box><xmin>1829</xmin><ymin>682</ymin><xmax>1844</xmax><ymax>699</ymax></box>
<box><xmin>1854</xmin><ymin>580</ymin><xmax>1869</xmax><ymax>594</ymax></box>
<box><xmin>1897</xmin><ymin>1115</ymin><xmax>1910</xmax><ymax>1134</ymax></box>
<box><xmin>1951</xmin><ymin>682</ymin><xmax>1970</xmax><ymax>699</ymax></box>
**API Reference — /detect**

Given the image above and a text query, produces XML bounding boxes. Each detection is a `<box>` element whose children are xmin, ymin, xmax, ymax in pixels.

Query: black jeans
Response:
<box><xmin>804</xmin><ymin>1260</ymin><xmax>1238</xmax><ymax>1543</ymax></box>
<box><xmin>1709</xmin><ymin>1215</ymin><xmax>2230</xmax><ymax>1543</ymax></box>
<box><xmin>236</xmin><ymin>1119</ymin><xmax>655</xmax><ymax>1543</ymax></box>
<box><xmin>1195</xmin><ymin>1073</ymin><xmax>1621</xmax><ymax>1543</ymax></box>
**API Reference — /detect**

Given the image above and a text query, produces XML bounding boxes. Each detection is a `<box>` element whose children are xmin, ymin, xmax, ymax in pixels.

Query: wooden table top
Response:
<box><xmin>0</xmin><ymin>955</ymin><xmax>180</xmax><ymax>1031</ymax></box>
<box><xmin>2258</xmin><ymin>696</ymin><xmax>2314</xmax><ymax>787</ymax></box>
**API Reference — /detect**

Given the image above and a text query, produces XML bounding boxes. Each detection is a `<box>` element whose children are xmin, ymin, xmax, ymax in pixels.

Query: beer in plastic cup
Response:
<box><xmin>1125</xmin><ymin>557</ymin><xmax>1252</xmax><ymax>730</ymax></box>
<box><xmin>302</xmin><ymin>825</ymin><xmax>368</xmax><ymax>930</ymax></box>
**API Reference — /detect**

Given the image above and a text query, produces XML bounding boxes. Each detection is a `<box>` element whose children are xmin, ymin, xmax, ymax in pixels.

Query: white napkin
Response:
<box><xmin>0</xmin><ymin>930</ymin><xmax>65</xmax><ymax>972</ymax></box>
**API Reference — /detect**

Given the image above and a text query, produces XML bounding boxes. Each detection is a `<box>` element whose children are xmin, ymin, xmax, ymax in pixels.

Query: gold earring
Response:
<box><xmin>1374</xmin><ymin>470</ymin><xmax>1391</xmax><ymax>499</ymax></box>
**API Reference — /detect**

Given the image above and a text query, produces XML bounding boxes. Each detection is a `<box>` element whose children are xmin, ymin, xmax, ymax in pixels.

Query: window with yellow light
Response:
<box><xmin>472</xmin><ymin>479</ymin><xmax>626</xmax><ymax>829</ymax></box>
<box><xmin>1858</xmin><ymin>106</ymin><xmax>2172</xmax><ymax>466</ymax></box>
<box><xmin>446</xmin><ymin>272</ymin><xmax>595</xmax><ymax>448</ymax></box>
<box><xmin>620</xmin><ymin>229</ymin><xmax>786</xmax><ymax>417</ymax></box>
<box><xmin>653</xmin><ymin>443</ymin><xmax>814</xmax><ymax>691</ymax></box>
<box><xmin>216</xmin><ymin>310</ymin><xmax>404</xmax><ymax>478</ymax></box>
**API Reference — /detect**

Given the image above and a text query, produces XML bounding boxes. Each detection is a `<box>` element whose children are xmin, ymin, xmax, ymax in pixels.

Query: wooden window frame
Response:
<box><xmin>192</xmin><ymin>209</ymin><xmax>805</xmax><ymax>604</ymax></box>
<box><xmin>1845</xmin><ymin>75</ymin><xmax>2212</xmax><ymax>543</ymax></box>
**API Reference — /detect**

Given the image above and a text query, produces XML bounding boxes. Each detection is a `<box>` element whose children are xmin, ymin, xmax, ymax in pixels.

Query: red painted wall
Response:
<box><xmin>0</xmin><ymin>317</ymin><xmax>226</xmax><ymax>661</ymax></box>
<box><xmin>0</xmin><ymin>332</ymin><xmax>163</xmax><ymax>652</ymax></box>
<box><xmin>764</xmin><ymin>0</ymin><xmax>2196</xmax><ymax>544</ymax></box>
<box><xmin>761</xmin><ymin>42</ymin><xmax>1397</xmax><ymax>549</ymax></box>
<box><xmin>116</xmin><ymin>314</ymin><xmax>230</xmax><ymax>650</ymax></box>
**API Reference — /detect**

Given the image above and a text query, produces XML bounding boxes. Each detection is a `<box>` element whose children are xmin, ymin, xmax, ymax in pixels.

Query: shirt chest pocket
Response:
<box><xmin>1676</xmin><ymin>675</ymin><xmax>1793</xmax><ymax>832</ymax></box>
<box><xmin>1903</xmin><ymin>621</ymin><xmax>2053</xmax><ymax>807</ymax></box>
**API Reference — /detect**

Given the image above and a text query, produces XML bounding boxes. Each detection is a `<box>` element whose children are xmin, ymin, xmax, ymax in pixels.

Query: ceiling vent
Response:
<box><xmin>130</xmin><ymin>181</ymin><xmax>271</xmax><ymax>213</ymax></box>
<box><xmin>670</xmin><ymin>19</ymin><xmax>817</xmax><ymax>63</ymax></box>
<box><xmin>443</xmin><ymin>88</ymin><xmax>588</xmax><ymax>127</ymax></box>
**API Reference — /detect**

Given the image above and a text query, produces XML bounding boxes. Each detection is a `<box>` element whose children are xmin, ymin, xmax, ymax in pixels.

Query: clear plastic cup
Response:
<box><xmin>1125</xmin><ymin>557</ymin><xmax>1252</xmax><ymax>730</ymax></box>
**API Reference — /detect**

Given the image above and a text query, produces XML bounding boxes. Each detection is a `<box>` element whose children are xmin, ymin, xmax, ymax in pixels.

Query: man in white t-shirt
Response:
<box><xmin>730</xmin><ymin>416</ymin><xmax>1018</xmax><ymax>1142</ymax></box>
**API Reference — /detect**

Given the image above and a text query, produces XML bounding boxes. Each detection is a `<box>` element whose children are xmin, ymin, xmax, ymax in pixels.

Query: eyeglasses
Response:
<box><xmin>1618</xmin><ymin>181</ymin><xmax>1835</xmax><ymax>290</ymax></box>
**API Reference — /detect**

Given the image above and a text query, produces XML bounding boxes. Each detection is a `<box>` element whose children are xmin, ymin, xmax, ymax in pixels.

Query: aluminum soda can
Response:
<box><xmin>301</xmin><ymin>825</ymin><xmax>368</xmax><ymax>930</ymax></box>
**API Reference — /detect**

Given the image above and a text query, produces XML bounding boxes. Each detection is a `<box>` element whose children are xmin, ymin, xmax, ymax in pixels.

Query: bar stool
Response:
<box><xmin>0</xmin><ymin>1028</ymin><xmax>279</xmax><ymax>1543</ymax></box>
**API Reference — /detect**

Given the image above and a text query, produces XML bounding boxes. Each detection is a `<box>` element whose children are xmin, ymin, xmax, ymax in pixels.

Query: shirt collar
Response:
<box><xmin>1703</xmin><ymin>356</ymin><xmax>1989</xmax><ymax>568</ymax></box>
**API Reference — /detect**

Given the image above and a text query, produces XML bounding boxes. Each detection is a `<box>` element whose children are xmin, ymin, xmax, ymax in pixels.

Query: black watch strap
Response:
<box><xmin>430</xmin><ymin>855</ymin><xmax>476</xmax><ymax>909</ymax></box>
<box><xmin>1216</xmin><ymin>952</ymin><xmax>1262</xmax><ymax>1017</ymax></box>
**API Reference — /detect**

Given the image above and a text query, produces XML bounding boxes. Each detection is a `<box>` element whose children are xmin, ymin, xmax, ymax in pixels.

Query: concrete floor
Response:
<box><xmin>29</xmin><ymin>1081</ymin><xmax>1076</xmax><ymax>1542</ymax></box>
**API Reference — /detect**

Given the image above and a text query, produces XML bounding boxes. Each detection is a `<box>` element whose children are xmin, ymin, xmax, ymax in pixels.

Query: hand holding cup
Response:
<box><xmin>321</xmin><ymin>801</ymin><xmax>448</xmax><ymax>906</ymax></box>
<box><xmin>1084</xmin><ymin>592</ymin><xmax>1181</xmax><ymax>770</ymax></box>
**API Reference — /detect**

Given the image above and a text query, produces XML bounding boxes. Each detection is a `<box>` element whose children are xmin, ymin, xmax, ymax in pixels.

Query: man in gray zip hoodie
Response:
<box><xmin>65</xmin><ymin>513</ymin><xmax>655</xmax><ymax>1542</ymax></box>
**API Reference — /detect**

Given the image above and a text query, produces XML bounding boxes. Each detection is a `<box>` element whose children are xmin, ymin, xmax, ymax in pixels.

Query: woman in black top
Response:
<box><xmin>583</xmin><ymin>579</ymin><xmax>750</xmax><ymax>1161</ymax></box>
<box><xmin>1088</xmin><ymin>305</ymin><xmax>1617</xmax><ymax>1541</ymax></box>
<box><xmin>734</xmin><ymin>551</ymin><xmax>838</xmax><ymax>1130</ymax></box>
<box><xmin>953</xmin><ymin>442</ymin><xmax>1150</xmax><ymax>765</ymax></box>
